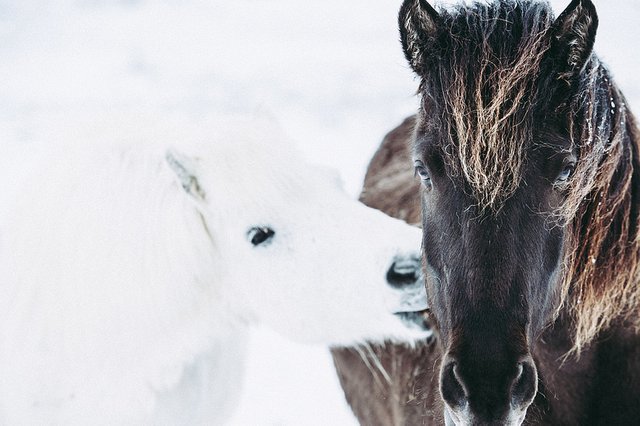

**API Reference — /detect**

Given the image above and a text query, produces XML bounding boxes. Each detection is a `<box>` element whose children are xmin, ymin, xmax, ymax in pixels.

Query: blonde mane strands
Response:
<box><xmin>425</xmin><ymin>1</ymin><xmax>640</xmax><ymax>353</ymax></box>
<box><xmin>437</xmin><ymin>2</ymin><xmax>554</xmax><ymax>209</ymax></box>
<box><xmin>558</xmin><ymin>61</ymin><xmax>640</xmax><ymax>354</ymax></box>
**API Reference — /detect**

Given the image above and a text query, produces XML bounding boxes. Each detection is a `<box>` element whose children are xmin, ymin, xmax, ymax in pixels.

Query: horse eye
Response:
<box><xmin>556</xmin><ymin>163</ymin><xmax>576</xmax><ymax>183</ymax></box>
<box><xmin>247</xmin><ymin>227</ymin><xmax>275</xmax><ymax>246</ymax></box>
<box><xmin>414</xmin><ymin>162</ymin><xmax>432</xmax><ymax>187</ymax></box>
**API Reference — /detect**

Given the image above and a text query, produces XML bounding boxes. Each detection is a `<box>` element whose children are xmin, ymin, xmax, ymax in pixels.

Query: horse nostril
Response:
<box><xmin>511</xmin><ymin>357</ymin><xmax>538</xmax><ymax>408</ymax></box>
<box><xmin>386</xmin><ymin>257</ymin><xmax>420</xmax><ymax>288</ymax></box>
<box><xmin>440</xmin><ymin>353</ymin><xmax>537</xmax><ymax>422</ymax></box>
<box><xmin>441</xmin><ymin>361</ymin><xmax>467</xmax><ymax>409</ymax></box>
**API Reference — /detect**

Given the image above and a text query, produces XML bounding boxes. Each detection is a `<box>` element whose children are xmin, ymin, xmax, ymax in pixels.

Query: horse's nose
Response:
<box><xmin>386</xmin><ymin>255</ymin><xmax>421</xmax><ymax>288</ymax></box>
<box><xmin>441</xmin><ymin>354</ymin><xmax>537</xmax><ymax>424</ymax></box>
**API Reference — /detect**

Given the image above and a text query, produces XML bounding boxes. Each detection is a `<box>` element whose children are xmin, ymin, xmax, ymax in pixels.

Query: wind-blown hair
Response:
<box><xmin>415</xmin><ymin>1</ymin><xmax>555</xmax><ymax>209</ymax></box>
<box><xmin>401</xmin><ymin>0</ymin><xmax>640</xmax><ymax>354</ymax></box>
<box><xmin>562</xmin><ymin>59</ymin><xmax>640</xmax><ymax>353</ymax></box>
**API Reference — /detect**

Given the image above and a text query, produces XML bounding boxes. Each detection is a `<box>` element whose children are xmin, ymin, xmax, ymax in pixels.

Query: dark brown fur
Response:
<box><xmin>335</xmin><ymin>1</ymin><xmax>640</xmax><ymax>423</ymax></box>
<box><xmin>332</xmin><ymin>116</ymin><xmax>640</xmax><ymax>425</ymax></box>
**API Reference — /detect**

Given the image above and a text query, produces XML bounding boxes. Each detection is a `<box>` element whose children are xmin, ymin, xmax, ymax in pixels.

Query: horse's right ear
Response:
<box><xmin>399</xmin><ymin>0</ymin><xmax>442</xmax><ymax>77</ymax></box>
<box><xmin>165</xmin><ymin>148</ymin><xmax>206</xmax><ymax>203</ymax></box>
<box><xmin>550</xmin><ymin>0</ymin><xmax>598</xmax><ymax>80</ymax></box>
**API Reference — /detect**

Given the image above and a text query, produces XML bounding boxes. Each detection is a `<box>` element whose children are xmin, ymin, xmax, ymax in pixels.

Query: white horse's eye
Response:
<box><xmin>247</xmin><ymin>226</ymin><xmax>275</xmax><ymax>247</ymax></box>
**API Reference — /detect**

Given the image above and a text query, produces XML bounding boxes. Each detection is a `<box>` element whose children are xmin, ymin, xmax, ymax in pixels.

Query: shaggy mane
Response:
<box><xmin>562</xmin><ymin>60</ymin><xmax>640</xmax><ymax>353</ymax></box>
<box><xmin>424</xmin><ymin>0</ymin><xmax>554</xmax><ymax>208</ymax></box>
<box><xmin>418</xmin><ymin>0</ymin><xmax>640</xmax><ymax>353</ymax></box>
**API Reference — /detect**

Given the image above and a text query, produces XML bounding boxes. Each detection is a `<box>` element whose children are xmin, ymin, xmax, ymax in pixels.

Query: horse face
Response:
<box><xmin>168</xmin><ymin>117</ymin><xmax>432</xmax><ymax>346</ymax></box>
<box><xmin>400</xmin><ymin>0</ymin><xmax>599</xmax><ymax>423</ymax></box>
<box><xmin>414</xmin><ymin>124</ymin><xmax>569</xmax><ymax>424</ymax></box>
<box><xmin>215</xmin><ymin>177</ymin><xmax>431</xmax><ymax>346</ymax></box>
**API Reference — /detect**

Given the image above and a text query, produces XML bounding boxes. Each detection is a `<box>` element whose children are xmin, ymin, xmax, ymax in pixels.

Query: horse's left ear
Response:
<box><xmin>398</xmin><ymin>0</ymin><xmax>442</xmax><ymax>77</ymax></box>
<box><xmin>551</xmin><ymin>0</ymin><xmax>598</xmax><ymax>79</ymax></box>
<box><xmin>165</xmin><ymin>148</ymin><xmax>206</xmax><ymax>203</ymax></box>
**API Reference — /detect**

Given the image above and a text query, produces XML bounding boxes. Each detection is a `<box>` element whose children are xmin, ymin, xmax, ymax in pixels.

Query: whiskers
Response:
<box><xmin>353</xmin><ymin>343</ymin><xmax>392</xmax><ymax>389</ymax></box>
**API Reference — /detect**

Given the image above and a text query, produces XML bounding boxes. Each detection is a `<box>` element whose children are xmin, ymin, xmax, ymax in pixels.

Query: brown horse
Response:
<box><xmin>332</xmin><ymin>0</ymin><xmax>640</xmax><ymax>424</ymax></box>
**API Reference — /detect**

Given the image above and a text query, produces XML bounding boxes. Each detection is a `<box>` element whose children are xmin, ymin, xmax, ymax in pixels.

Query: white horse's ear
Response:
<box><xmin>165</xmin><ymin>148</ymin><xmax>206</xmax><ymax>202</ymax></box>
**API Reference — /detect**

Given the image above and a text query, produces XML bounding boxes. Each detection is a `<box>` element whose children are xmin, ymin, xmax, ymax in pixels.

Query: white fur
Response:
<box><xmin>0</xmin><ymin>115</ymin><xmax>427</xmax><ymax>425</ymax></box>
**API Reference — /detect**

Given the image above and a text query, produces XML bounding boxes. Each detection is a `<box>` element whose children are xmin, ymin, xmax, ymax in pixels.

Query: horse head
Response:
<box><xmin>399</xmin><ymin>0</ymin><xmax>639</xmax><ymax>424</ymax></box>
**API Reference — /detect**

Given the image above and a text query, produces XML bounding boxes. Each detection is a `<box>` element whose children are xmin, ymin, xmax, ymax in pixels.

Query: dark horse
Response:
<box><xmin>332</xmin><ymin>0</ymin><xmax>640</xmax><ymax>424</ymax></box>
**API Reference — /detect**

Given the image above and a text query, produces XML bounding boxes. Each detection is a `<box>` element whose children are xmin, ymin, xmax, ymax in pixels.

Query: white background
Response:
<box><xmin>0</xmin><ymin>0</ymin><xmax>637</xmax><ymax>424</ymax></box>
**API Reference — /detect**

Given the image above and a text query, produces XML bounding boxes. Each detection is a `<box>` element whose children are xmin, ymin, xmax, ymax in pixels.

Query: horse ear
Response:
<box><xmin>551</xmin><ymin>0</ymin><xmax>598</xmax><ymax>79</ymax></box>
<box><xmin>165</xmin><ymin>148</ymin><xmax>206</xmax><ymax>202</ymax></box>
<box><xmin>399</xmin><ymin>0</ymin><xmax>442</xmax><ymax>76</ymax></box>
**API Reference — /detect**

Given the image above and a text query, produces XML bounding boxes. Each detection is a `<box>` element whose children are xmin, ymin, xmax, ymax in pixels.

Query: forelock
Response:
<box><xmin>424</xmin><ymin>0</ymin><xmax>554</xmax><ymax>209</ymax></box>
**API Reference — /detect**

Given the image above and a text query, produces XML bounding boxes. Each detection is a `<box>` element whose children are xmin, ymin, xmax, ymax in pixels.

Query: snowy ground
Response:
<box><xmin>0</xmin><ymin>0</ymin><xmax>638</xmax><ymax>424</ymax></box>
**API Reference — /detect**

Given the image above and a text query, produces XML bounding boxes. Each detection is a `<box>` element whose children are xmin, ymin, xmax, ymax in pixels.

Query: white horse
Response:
<box><xmin>0</xmin><ymin>115</ymin><xmax>429</xmax><ymax>425</ymax></box>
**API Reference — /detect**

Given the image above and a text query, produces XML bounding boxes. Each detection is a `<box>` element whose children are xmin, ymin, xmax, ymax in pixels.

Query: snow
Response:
<box><xmin>0</xmin><ymin>0</ymin><xmax>637</xmax><ymax>424</ymax></box>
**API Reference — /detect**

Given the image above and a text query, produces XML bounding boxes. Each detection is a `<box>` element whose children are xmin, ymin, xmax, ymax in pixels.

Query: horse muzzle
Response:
<box><xmin>387</xmin><ymin>254</ymin><xmax>432</xmax><ymax>332</ymax></box>
<box><xmin>441</xmin><ymin>354</ymin><xmax>537</xmax><ymax>426</ymax></box>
